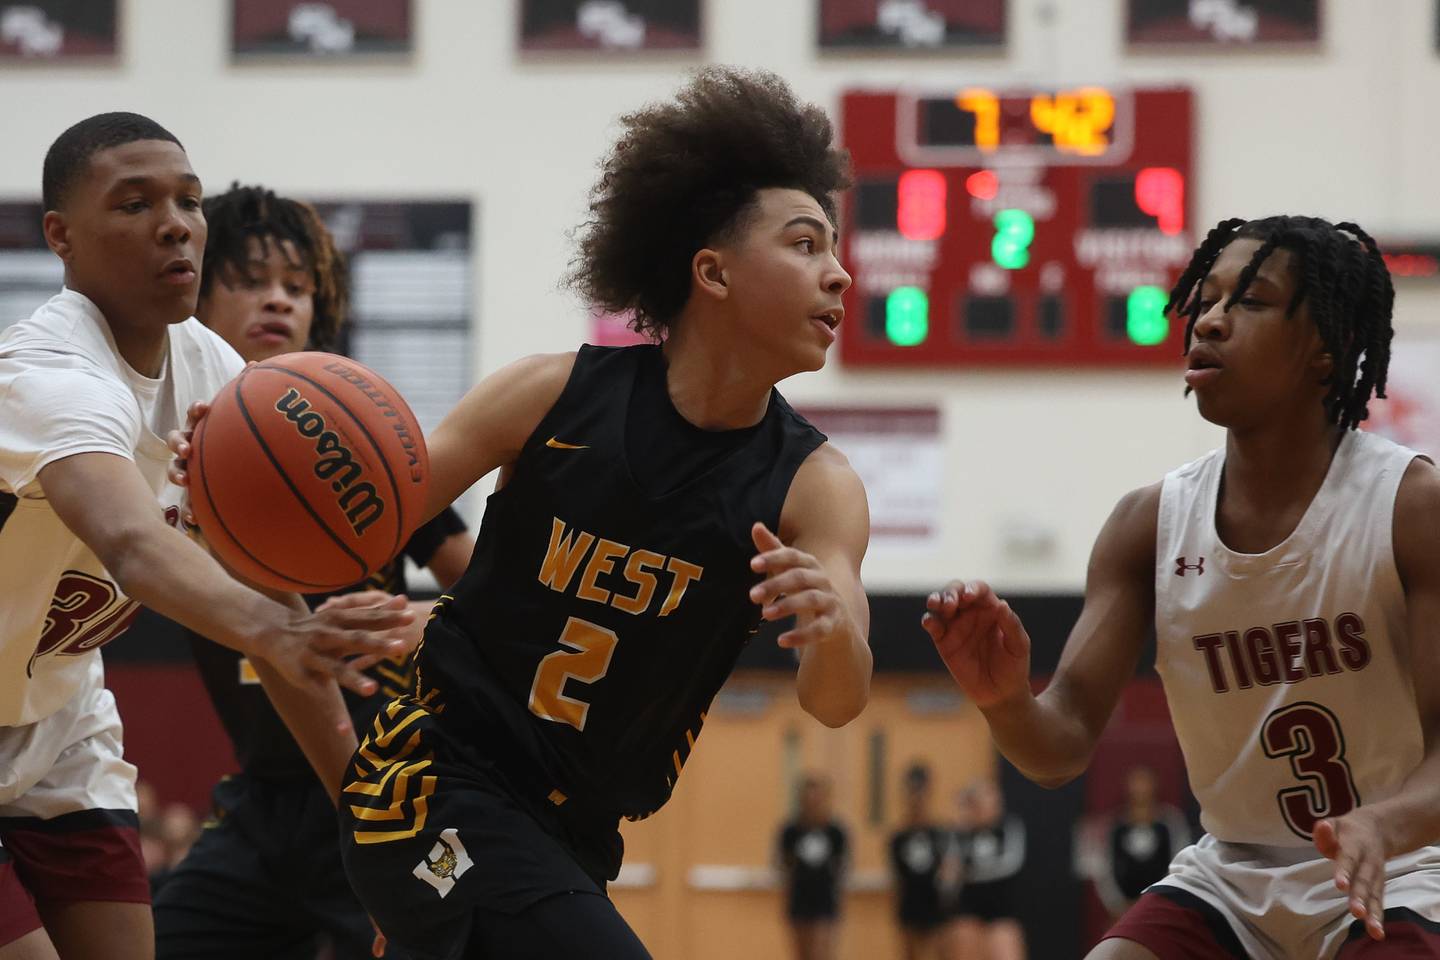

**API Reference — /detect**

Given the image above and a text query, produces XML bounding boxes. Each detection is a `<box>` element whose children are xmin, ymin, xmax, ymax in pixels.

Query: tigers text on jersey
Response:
<box><xmin>1155</xmin><ymin>430</ymin><xmax>1423</xmax><ymax>847</ymax></box>
<box><xmin>415</xmin><ymin>344</ymin><xmax>825</xmax><ymax>820</ymax></box>
<box><xmin>0</xmin><ymin>289</ymin><xmax>243</xmax><ymax>725</ymax></box>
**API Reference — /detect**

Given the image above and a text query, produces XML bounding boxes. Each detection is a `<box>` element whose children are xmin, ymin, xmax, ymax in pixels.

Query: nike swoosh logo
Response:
<box><xmin>545</xmin><ymin>437</ymin><xmax>589</xmax><ymax>450</ymax></box>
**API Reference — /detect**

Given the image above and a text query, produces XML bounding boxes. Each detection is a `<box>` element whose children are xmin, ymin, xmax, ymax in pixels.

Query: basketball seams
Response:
<box><xmin>262</xmin><ymin>360</ymin><xmax>412</xmax><ymax>563</ymax></box>
<box><xmin>194</xmin><ymin>375</ymin><xmax>344</xmax><ymax>591</ymax></box>
<box><xmin>232</xmin><ymin>373</ymin><xmax>371</xmax><ymax>585</ymax></box>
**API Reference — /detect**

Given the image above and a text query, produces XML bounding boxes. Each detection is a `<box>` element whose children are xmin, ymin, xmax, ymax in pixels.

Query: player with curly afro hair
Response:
<box><xmin>331</xmin><ymin>67</ymin><xmax>874</xmax><ymax>959</ymax></box>
<box><xmin>569</xmin><ymin>66</ymin><xmax>851</xmax><ymax>342</ymax></box>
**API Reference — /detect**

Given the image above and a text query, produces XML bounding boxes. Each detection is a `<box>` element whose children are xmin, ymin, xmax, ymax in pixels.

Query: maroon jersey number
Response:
<box><xmin>1260</xmin><ymin>701</ymin><xmax>1360</xmax><ymax>839</ymax></box>
<box><xmin>30</xmin><ymin>572</ymin><xmax>140</xmax><ymax>674</ymax></box>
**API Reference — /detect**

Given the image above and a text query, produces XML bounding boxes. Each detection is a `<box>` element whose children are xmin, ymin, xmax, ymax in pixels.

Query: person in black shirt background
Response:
<box><xmin>889</xmin><ymin>763</ymin><xmax>951</xmax><ymax>960</ymax></box>
<box><xmin>152</xmin><ymin>184</ymin><xmax>473</xmax><ymax>960</ymax></box>
<box><xmin>1096</xmin><ymin>766</ymin><xmax>1189</xmax><ymax>921</ymax></box>
<box><xmin>779</xmin><ymin>774</ymin><xmax>849</xmax><ymax>960</ymax></box>
<box><xmin>952</xmin><ymin>778</ymin><xmax>1027</xmax><ymax>960</ymax></box>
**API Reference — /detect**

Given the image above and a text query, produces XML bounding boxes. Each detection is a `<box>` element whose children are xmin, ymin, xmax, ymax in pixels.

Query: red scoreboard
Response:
<box><xmin>839</xmin><ymin>86</ymin><xmax>1194</xmax><ymax>367</ymax></box>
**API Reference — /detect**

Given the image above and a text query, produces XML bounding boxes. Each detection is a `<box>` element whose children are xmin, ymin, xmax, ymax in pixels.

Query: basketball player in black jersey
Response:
<box><xmin>889</xmin><ymin>764</ymin><xmax>951</xmax><ymax>960</ymax></box>
<box><xmin>153</xmin><ymin>185</ymin><xmax>473</xmax><ymax>959</ymax></box>
<box><xmin>307</xmin><ymin>67</ymin><xmax>870</xmax><ymax>958</ymax></box>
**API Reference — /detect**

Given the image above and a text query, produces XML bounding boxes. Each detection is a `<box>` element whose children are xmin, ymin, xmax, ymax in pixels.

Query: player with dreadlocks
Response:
<box><xmin>153</xmin><ymin>183</ymin><xmax>473</xmax><ymax>960</ymax></box>
<box><xmin>924</xmin><ymin>215</ymin><xmax>1440</xmax><ymax>959</ymax></box>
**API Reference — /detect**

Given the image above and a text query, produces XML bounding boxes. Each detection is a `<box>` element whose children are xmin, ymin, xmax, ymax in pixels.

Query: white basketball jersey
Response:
<box><xmin>0</xmin><ymin>289</ymin><xmax>242</xmax><ymax>726</ymax></box>
<box><xmin>1155</xmin><ymin>430</ymin><xmax>1423</xmax><ymax>848</ymax></box>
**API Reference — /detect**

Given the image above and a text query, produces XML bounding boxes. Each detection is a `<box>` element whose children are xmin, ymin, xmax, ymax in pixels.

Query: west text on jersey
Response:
<box><xmin>537</xmin><ymin>517</ymin><xmax>703</xmax><ymax>617</ymax></box>
<box><xmin>1191</xmin><ymin>613</ymin><xmax>1371</xmax><ymax>694</ymax></box>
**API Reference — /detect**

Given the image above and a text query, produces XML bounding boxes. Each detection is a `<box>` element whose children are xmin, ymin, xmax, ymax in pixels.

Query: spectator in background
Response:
<box><xmin>137</xmin><ymin>786</ymin><xmax>202</xmax><ymax>896</ymax></box>
<box><xmin>1095</xmin><ymin>766</ymin><xmax>1190</xmax><ymax>919</ymax></box>
<box><xmin>778</xmin><ymin>773</ymin><xmax>849</xmax><ymax>960</ymax></box>
<box><xmin>951</xmin><ymin>778</ymin><xmax>1026</xmax><ymax>960</ymax></box>
<box><xmin>889</xmin><ymin>763</ymin><xmax>952</xmax><ymax>960</ymax></box>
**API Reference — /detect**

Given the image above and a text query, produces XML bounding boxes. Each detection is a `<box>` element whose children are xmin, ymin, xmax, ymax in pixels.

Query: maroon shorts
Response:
<box><xmin>0</xmin><ymin>809</ymin><xmax>149</xmax><ymax>946</ymax></box>
<box><xmin>1102</xmin><ymin>888</ymin><xmax>1248</xmax><ymax>959</ymax></box>
<box><xmin>1105</xmin><ymin>889</ymin><xmax>1440</xmax><ymax>959</ymax></box>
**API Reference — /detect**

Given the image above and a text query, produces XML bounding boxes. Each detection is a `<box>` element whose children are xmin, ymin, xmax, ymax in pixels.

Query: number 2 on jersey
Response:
<box><xmin>528</xmin><ymin>617</ymin><xmax>618</xmax><ymax>731</ymax></box>
<box><xmin>1260</xmin><ymin>701</ymin><xmax>1360</xmax><ymax>839</ymax></box>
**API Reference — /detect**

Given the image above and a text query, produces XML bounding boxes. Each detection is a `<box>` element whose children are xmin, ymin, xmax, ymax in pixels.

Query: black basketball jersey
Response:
<box><xmin>1109</xmin><ymin>817</ymin><xmax>1177</xmax><ymax>899</ymax></box>
<box><xmin>188</xmin><ymin>506</ymin><xmax>467</xmax><ymax>780</ymax></box>
<box><xmin>778</xmin><ymin>821</ymin><xmax>848</xmax><ymax>918</ymax></box>
<box><xmin>417</xmin><ymin>344</ymin><xmax>825</xmax><ymax>819</ymax></box>
<box><xmin>890</xmin><ymin>826</ymin><xmax>950</xmax><ymax>921</ymax></box>
<box><xmin>959</xmin><ymin>816</ymin><xmax>1027</xmax><ymax>885</ymax></box>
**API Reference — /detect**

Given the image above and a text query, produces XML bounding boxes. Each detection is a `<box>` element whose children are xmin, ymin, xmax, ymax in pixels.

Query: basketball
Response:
<box><xmin>187</xmin><ymin>352</ymin><xmax>430</xmax><ymax>593</ymax></box>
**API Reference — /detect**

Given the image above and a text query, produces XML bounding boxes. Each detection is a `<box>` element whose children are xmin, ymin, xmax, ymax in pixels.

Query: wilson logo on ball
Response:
<box><xmin>274</xmin><ymin>387</ymin><xmax>385</xmax><ymax>535</ymax></box>
<box><xmin>323</xmin><ymin>361</ymin><xmax>424</xmax><ymax>484</ymax></box>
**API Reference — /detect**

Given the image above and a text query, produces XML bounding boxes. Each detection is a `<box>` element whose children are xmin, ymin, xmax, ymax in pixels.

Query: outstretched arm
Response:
<box><xmin>1314</xmin><ymin>457</ymin><xmax>1440</xmax><ymax>941</ymax></box>
<box><xmin>923</xmin><ymin>483</ymin><xmax>1157</xmax><ymax>787</ymax></box>
<box><xmin>40</xmin><ymin>451</ymin><xmax>411</xmax><ymax>695</ymax></box>
<box><xmin>752</xmin><ymin>445</ymin><xmax>871</xmax><ymax>728</ymax></box>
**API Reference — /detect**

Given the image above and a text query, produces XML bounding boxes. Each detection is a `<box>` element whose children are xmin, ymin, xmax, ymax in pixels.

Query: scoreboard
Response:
<box><xmin>839</xmin><ymin>86</ymin><xmax>1194</xmax><ymax>367</ymax></box>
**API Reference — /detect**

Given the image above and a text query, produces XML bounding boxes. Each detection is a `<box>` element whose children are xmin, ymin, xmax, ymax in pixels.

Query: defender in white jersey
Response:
<box><xmin>0</xmin><ymin>114</ymin><xmax>414</xmax><ymax>960</ymax></box>
<box><xmin>924</xmin><ymin>215</ymin><xmax>1440</xmax><ymax>959</ymax></box>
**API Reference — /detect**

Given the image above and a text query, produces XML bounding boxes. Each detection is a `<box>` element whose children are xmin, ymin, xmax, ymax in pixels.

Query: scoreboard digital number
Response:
<box><xmin>839</xmin><ymin>86</ymin><xmax>1193</xmax><ymax>367</ymax></box>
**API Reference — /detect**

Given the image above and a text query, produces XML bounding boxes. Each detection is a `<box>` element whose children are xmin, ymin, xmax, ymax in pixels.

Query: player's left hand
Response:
<box><xmin>1315</xmin><ymin>809</ymin><xmax>1387</xmax><ymax>941</ymax></box>
<box><xmin>749</xmin><ymin>522</ymin><xmax>850</xmax><ymax>648</ymax></box>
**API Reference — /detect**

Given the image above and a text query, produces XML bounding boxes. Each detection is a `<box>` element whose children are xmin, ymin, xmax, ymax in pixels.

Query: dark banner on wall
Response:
<box><xmin>0</xmin><ymin>0</ymin><xmax>116</xmax><ymax>59</ymax></box>
<box><xmin>0</xmin><ymin>199</ymin><xmax>471</xmax><ymax>434</ymax></box>
<box><xmin>1126</xmin><ymin>0</ymin><xmax>1320</xmax><ymax>45</ymax></box>
<box><xmin>818</xmin><ymin>0</ymin><xmax>1005</xmax><ymax>50</ymax></box>
<box><xmin>520</xmin><ymin>0</ymin><xmax>702</xmax><ymax>51</ymax></box>
<box><xmin>231</xmin><ymin>0</ymin><xmax>412</xmax><ymax>58</ymax></box>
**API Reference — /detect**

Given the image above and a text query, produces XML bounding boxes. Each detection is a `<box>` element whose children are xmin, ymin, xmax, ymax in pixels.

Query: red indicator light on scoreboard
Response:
<box><xmin>965</xmin><ymin>170</ymin><xmax>999</xmax><ymax>200</ymax></box>
<box><xmin>897</xmin><ymin>169</ymin><xmax>946</xmax><ymax>241</ymax></box>
<box><xmin>1382</xmin><ymin>253</ymin><xmax>1440</xmax><ymax>278</ymax></box>
<box><xmin>1135</xmin><ymin>167</ymin><xmax>1184</xmax><ymax>235</ymax></box>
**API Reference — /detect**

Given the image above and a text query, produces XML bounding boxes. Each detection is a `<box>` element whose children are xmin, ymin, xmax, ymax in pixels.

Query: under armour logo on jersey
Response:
<box><xmin>413</xmin><ymin>828</ymin><xmax>473</xmax><ymax>898</ymax></box>
<box><xmin>1175</xmin><ymin>556</ymin><xmax>1205</xmax><ymax>576</ymax></box>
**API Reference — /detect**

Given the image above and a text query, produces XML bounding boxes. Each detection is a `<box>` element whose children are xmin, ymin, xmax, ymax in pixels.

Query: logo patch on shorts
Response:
<box><xmin>412</xmin><ymin>828</ymin><xmax>472</xmax><ymax>897</ymax></box>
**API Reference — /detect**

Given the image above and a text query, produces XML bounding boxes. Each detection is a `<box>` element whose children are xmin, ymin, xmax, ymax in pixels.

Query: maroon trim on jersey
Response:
<box><xmin>0</xmin><ymin>817</ymin><xmax>149</xmax><ymax>905</ymax></box>
<box><xmin>1337</xmin><ymin>908</ymin><xmax>1440</xmax><ymax>955</ymax></box>
<box><xmin>0</xmin><ymin>852</ymin><xmax>43</xmax><ymax>946</ymax></box>
<box><xmin>1102</xmin><ymin>889</ymin><xmax>1247</xmax><ymax>959</ymax></box>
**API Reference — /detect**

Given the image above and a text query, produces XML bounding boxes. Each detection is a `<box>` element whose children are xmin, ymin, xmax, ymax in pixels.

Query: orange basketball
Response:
<box><xmin>188</xmin><ymin>352</ymin><xmax>430</xmax><ymax>593</ymax></box>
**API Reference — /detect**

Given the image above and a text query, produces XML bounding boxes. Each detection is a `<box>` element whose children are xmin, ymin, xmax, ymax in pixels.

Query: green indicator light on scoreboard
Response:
<box><xmin>885</xmin><ymin>287</ymin><xmax>929</xmax><ymax>346</ymax></box>
<box><xmin>1127</xmin><ymin>285</ymin><xmax>1169</xmax><ymax>346</ymax></box>
<box><xmin>992</xmin><ymin>209</ymin><xmax>1034</xmax><ymax>270</ymax></box>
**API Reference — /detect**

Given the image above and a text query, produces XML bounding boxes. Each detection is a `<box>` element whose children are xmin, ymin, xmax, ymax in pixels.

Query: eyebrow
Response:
<box><xmin>109</xmin><ymin>173</ymin><xmax>202</xmax><ymax>190</ymax></box>
<box><xmin>784</xmin><ymin>215</ymin><xmax>840</xmax><ymax>245</ymax></box>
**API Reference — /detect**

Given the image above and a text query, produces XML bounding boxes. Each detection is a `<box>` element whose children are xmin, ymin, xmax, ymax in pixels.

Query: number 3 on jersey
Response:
<box><xmin>1261</xmin><ymin>701</ymin><xmax>1360</xmax><ymax>839</ymax></box>
<box><xmin>528</xmin><ymin>617</ymin><xmax>618</xmax><ymax>731</ymax></box>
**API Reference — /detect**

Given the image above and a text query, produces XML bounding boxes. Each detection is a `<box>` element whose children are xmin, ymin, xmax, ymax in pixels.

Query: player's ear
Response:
<box><xmin>42</xmin><ymin>211</ymin><xmax>72</xmax><ymax>261</ymax></box>
<box><xmin>692</xmin><ymin>247</ymin><xmax>728</xmax><ymax>302</ymax></box>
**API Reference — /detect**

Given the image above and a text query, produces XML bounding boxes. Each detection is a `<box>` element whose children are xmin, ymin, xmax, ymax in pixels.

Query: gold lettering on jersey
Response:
<box><xmin>577</xmin><ymin>539</ymin><xmax>628</xmax><ymax>604</ymax></box>
<box><xmin>1192</xmin><ymin>612</ymin><xmax>1371</xmax><ymax>694</ymax></box>
<box><xmin>613</xmin><ymin>550</ymin><xmax>664</xmax><ymax>615</ymax></box>
<box><xmin>274</xmin><ymin>388</ymin><xmax>384</xmax><ymax>535</ymax></box>
<box><xmin>539</xmin><ymin>517</ymin><xmax>704</xmax><ymax>617</ymax></box>
<box><xmin>659</xmin><ymin>558</ymin><xmax>703</xmax><ymax>617</ymax></box>
<box><xmin>538</xmin><ymin>518</ymin><xmax>595</xmax><ymax>592</ymax></box>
